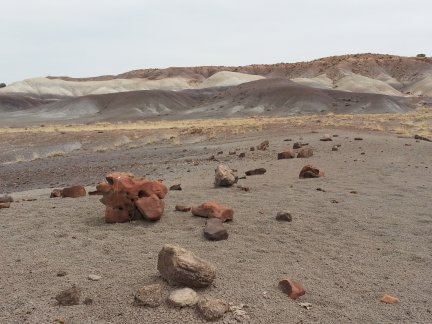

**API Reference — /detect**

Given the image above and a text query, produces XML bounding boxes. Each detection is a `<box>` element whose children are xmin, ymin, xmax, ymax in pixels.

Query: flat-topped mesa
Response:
<box><xmin>97</xmin><ymin>172</ymin><xmax>168</xmax><ymax>223</ymax></box>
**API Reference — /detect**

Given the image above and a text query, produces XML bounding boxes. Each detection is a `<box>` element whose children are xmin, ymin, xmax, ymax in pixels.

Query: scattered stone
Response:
<box><xmin>228</xmin><ymin>151</ymin><xmax>236</xmax><ymax>155</ymax></box>
<box><xmin>50</xmin><ymin>189</ymin><xmax>63</xmax><ymax>198</ymax></box>
<box><xmin>277</xmin><ymin>150</ymin><xmax>295</xmax><ymax>159</ymax></box>
<box><xmin>229</xmin><ymin>303</ymin><xmax>250</xmax><ymax>321</ymax></box>
<box><xmin>284</xmin><ymin>138</ymin><xmax>292</xmax><ymax>141</ymax></box>
<box><xmin>332</xmin><ymin>145</ymin><xmax>339</xmax><ymax>151</ymax></box>
<box><xmin>62</xmin><ymin>186</ymin><xmax>86</xmax><ymax>198</ymax></box>
<box><xmin>332</xmin><ymin>134</ymin><xmax>339</xmax><ymax>137</ymax></box>
<box><xmin>197</xmin><ymin>297</ymin><xmax>228</xmax><ymax>321</ymax></box>
<box><xmin>293</xmin><ymin>142</ymin><xmax>302</xmax><ymax>149</ymax></box>
<box><xmin>381</xmin><ymin>294</ymin><xmax>399</xmax><ymax>304</ymax></box>
<box><xmin>158</xmin><ymin>245</ymin><xmax>216</xmax><ymax>288</ymax></box>
<box><xmin>414</xmin><ymin>134</ymin><xmax>432</xmax><ymax>142</ymax></box>
<box><xmin>134</xmin><ymin>284</ymin><xmax>163</xmax><ymax>307</ymax></box>
<box><xmin>238</xmin><ymin>152</ymin><xmax>246</xmax><ymax>158</ymax></box>
<box><xmin>204</xmin><ymin>218</ymin><xmax>228</xmax><ymax>241</ymax></box>
<box><xmin>57</xmin><ymin>271</ymin><xmax>67</xmax><ymax>277</ymax></box>
<box><xmin>207</xmin><ymin>155</ymin><xmax>217</xmax><ymax>161</ymax></box>
<box><xmin>320</xmin><ymin>134</ymin><xmax>332</xmax><ymax>141</ymax></box>
<box><xmin>168</xmin><ymin>288</ymin><xmax>199</xmax><ymax>307</ymax></box>
<box><xmin>297</xmin><ymin>147</ymin><xmax>313</xmax><ymax>158</ymax></box>
<box><xmin>276</xmin><ymin>212</ymin><xmax>292</xmax><ymax>222</ymax></box>
<box><xmin>55</xmin><ymin>285</ymin><xmax>81</xmax><ymax>306</ymax></box>
<box><xmin>170</xmin><ymin>184</ymin><xmax>182</xmax><ymax>191</ymax></box>
<box><xmin>217</xmin><ymin>151</ymin><xmax>223</xmax><ymax>155</ymax></box>
<box><xmin>354</xmin><ymin>137</ymin><xmax>363</xmax><ymax>141</ymax></box>
<box><xmin>299</xmin><ymin>165</ymin><xmax>325</xmax><ymax>179</ymax></box>
<box><xmin>0</xmin><ymin>202</ymin><xmax>11</xmax><ymax>208</ymax></box>
<box><xmin>191</xmin><ymin>201</ymin><xmax>234</xmax><ymax>222</ymax></box>
<box><xmin>214</xmin><ymin>164</ymin><xmax>238</xmax><ymax>187</ymax></box>
<box><xmin>175</xmin><ymin>205</ymin><xmax>191</xmax><ymax>212</ymax></box>
<box><xmin>83</xmin><ymin>298</ymin><xmax>93</xmax><ymax>305</ymax></box>
<box><xmin>298</xmin><ymin>302</ymin><xmax>312</xmax><ymax>310</ymax></box>
<box><xmin>250</xmin><ymin>146</ymin><xmax>255</xmax><ymax>151</ymax></box>
<box><xmin>245</xmin><ymin>168</ymin><xmax>266</xmax><ymax>176</ymax></box>
<box><xmin>279</xmin><ymin>278</ymin><xmax>305</xmax><ymax>300</ymax></box>
<box><xmin>0</xmin><ymin>195</ymin><xmax>13</xmax><ymax>203</ymax></box>
<box><xmin>88</xmin><ymin>274</ymin><xmax>101</xmax><ymax>281</ymax></box>
<box><xmin>238</xmin><ymin>176</ymin><xmax>247</xmax><ymax>180</ymax></box>
<box><xmin>331</xmin><ymin>199</ymin><xmax>339</xmax><ymax>204</ymax></box>
<box><xmin>98</xmin><ymin>172</ymin><xmax>168</xmax><ymax>223</ymax></box>
<box><xmin>350</xmin><ymin>190</ymin><xmax>358</xmax><ymax>194</ymax></box>
<box><xmin>256</xmin><ymin>140</ymin><xmax>269</xmax><ymax>151</ymax></box>
<box><xmin>237</xmin><ymin>185</ymin><xmax>250</xmax><ymax>192</ymax></box>
<box><xmin>316</xmin><ymin>188</ymin><xmax>326</xmax><ymax>192</ymax></box>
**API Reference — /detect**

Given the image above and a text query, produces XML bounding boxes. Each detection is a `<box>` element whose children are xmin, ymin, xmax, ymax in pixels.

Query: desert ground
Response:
<box><xmin>1</xmin><ymin>54</ymin><xmax>431</xmax><ymax>323</ymax></box>
<box><xmin>0</xmin><ymin>115</ymin><xmax>431</xmax><ymax>324</ymax></box>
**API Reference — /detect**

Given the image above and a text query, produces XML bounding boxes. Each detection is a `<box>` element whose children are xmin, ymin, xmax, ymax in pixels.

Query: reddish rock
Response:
<box><xmin>98</xmin><ymin>172</ymin><xmax>167</xmax><ymax>223</ymax></box>
<box><xmin>62</xmin><ymin>186</ymin><xmax>86</xmax><ymax>198</ymax></box>
<box><xmin>175</xmin><ymin>205</ymin><xmax>191</xmax><ymax>212</ymax></box>
<box><xmin>297</xmin><ymin>148</ymin><xmax>313</xmax><ymax>158</ymax></box>
<box><xmin>191</xmin><ymin>202</ymin><xmax>234</xmax><ymax>222</ymax></box>
<box><xmin>0</xmin><ymin>202</ymin><xmax>11</xmax><ymax>209</ymax></box>
<box><xmin>381</xmin><ymin>294</ymin><xmax>399</xmax><ymax>304</ymax></box>
<box><xmin>277</xmin><ymin>150</ymin><xmax>295</xmax><ymax>159</ymax></box>
<box><xmin>279</xmin><ymin>278</ymin><xmax>305</xmax><ymax>300</ymax></box>
<box><xmin>95</xmin><ymin>182</ymin><xmax>111</xmax><ymax>193</ymax></box>
<box><xmin>299</xmin><ymin>165</ymin><xmax>325</xmax><ymax>178</ymax></box>
<box><xmin>245</xmin><ymin>168</ymin><xmax>266</xmax><ymax>176</ymax></box>
<box><xmin>135</xmin><ymin>194</ymin><xmax>164</xmax><ymax>221</ymax></box>
<box><xmin>140</xmin><ymin>181</ymin><xmax>168</xmax><ymax>199</ymax></box>
<box><xmin>105</xmin><ymin>206</ymin><xmax>130</xmax><ymax>223</ymax></box>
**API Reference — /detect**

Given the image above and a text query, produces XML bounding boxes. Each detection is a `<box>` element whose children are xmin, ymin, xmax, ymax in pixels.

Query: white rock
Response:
<box><xmin>168</xmin><ymin>288</ymin><xmax>199</xmax><ymax>307</ymax></box>
<box><xmin>88</xmin><ymin>274</ymin><xmax>102</xmax><ymax>281</ymax></box>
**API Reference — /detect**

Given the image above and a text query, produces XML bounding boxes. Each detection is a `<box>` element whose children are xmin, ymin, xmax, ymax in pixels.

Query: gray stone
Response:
<box><xmin>157</xmin><ymin>244</ymin><xmax>216</xmax><ymax>288</ymax></box>
<box><xmin>134</xmin><ymin>284</ymin><xmax>163</xmax><ymax>307</ymax></box>
<box><xmin>214</xmin><ymin>165</ymin><xmax>238</xmax><ymax>187</ymax></box>
<box><xmin>276</xmin><ymin>212</ymin><xmax>292</xmax><ymax>222</ymax></box>
<box><xmin>55</xmin><ymin>285</ymin><xmax>81</xmax><ymax>306</ymax></box>
<box><xmin>204</xmin><ymin>218</ymin><xmax>228</xmax><ymax>241</ymax></box>
<box><xmin>197</xmin><ymin>297</ymin><xmax>228</xmax><ymax>321</ymax></box>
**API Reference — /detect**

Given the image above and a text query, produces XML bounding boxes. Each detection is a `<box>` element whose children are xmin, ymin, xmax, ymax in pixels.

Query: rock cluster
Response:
<box><xmin>96</xmin><ymin>172</ymin><xmax>168</xmax><ymax>223</ymax></box>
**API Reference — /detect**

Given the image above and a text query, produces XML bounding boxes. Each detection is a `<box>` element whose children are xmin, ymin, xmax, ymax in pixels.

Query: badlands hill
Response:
<box><xmin>1</xmin><ymin>54</ymin><xmax>431</xmax><ymax>126</ymax></box>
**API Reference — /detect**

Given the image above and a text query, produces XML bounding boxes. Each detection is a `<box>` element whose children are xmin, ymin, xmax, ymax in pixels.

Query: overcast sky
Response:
<box><xmin>1</xmin><ymin>0</ymin><xmax>431</xmax><ymax>84</ymax></box>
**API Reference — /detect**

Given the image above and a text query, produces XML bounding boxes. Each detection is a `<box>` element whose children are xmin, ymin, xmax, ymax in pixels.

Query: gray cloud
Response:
<box><xmin>1</xmin><ymin>0</ymin><xmax>431</xmax><ymax>84</ymax></box>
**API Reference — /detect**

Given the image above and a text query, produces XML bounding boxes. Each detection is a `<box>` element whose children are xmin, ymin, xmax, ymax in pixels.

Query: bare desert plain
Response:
<box><xmin>0</xmin><ymin>54</ymin><xmax>432</xmax><ymax>323</ymax></box>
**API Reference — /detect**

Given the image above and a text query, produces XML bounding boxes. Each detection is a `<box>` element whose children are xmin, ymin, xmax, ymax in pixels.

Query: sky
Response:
<box><xmin>1</xmin><ymin>0</ymin><xmax>431</xmax><ymax>84</ymax></box>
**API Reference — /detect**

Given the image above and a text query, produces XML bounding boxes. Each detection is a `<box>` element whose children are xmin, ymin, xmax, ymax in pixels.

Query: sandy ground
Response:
<box><xmin>0</xmin><ymin>124</ymin><xmax>431</xmax><ymax>323</ymax></box>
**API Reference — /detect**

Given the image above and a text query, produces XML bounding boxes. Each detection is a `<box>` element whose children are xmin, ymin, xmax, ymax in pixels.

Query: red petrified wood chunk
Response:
<box><xmin>135</xmin><ymin>194</ymin><xmax>165</xmax><ymax>221</ymax></box>
<box><xmin>97</xmin><ymin>172</ymin><xmax>168</xmax><ymax>223</ymax></box>
<box><xmin>62</xmin><ymin>185</ymin><xmax>86</xmax><ymax>198</ymax></box>
<box><xmin>279</xmin><ymin>278</ymin><xmax>306</xmax><ymax>300</ymax></box>
<box><xmin>299</xmin><ymin>165</ymin><xmax>325</xmax><ymax>178</ymax></box>
<box><xmin>191</xmin><ymin>202</ymin><xmax>234</xmax><ymax>222</ymax></box>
